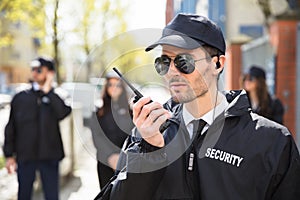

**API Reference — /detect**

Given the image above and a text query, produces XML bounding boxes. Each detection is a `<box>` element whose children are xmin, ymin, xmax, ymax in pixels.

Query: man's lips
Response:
<box><xmin>169</xmin><ymin>82</ymin><xmax>187</xmax><ymax>89</ymax></box>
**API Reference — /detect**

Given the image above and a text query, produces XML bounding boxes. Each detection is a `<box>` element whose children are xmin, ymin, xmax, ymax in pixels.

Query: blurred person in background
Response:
<box><xmin>2</xmin><ymin>56</ymin><xmax>71</xmax><ymax>200</ymax></box>
<box><xmin>87</xmin><ymin>71</ymin><xmax>134</xmax><ymax>189</ymax></box>
<box><xmin>243</xmin><ymin>65</ymin><xmax>284</xmax><ymax>124</ymax></box>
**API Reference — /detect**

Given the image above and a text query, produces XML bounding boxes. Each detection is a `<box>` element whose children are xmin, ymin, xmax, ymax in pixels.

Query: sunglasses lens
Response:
<box><xmin>154</xmin><ymin>54</ymin><xmax>196</xmax><ymax>75</ymax></box>
<box><xmin>174</xmin><ymin>54</ymin><xmax>195</xmax><ymax>74</ymax></box>
<box><xmin>108</xmin><ymin>82</ymin><xmax>122</xmax><ymax>88</ymax></box>
<box><xmin>154</xmin><ymin>56</ymin><xmax>171</xmax><ymax>75</ymax></box>
<box><xmin>32</xmin><ymin>67</ymin><xmax>42</xmax><ymax>73</ymax></box>
<box><xmin>243</xmin><ymin>75</ymin><xmax>254</xmax><ymax>82</ymax></box>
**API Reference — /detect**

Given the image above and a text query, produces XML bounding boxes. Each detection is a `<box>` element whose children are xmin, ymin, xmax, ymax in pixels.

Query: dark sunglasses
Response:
<box><xmin>154</xmin><ymin>54</ymin><xmax>209</xmax><ymax>76</ymax></box>
<box><xmin>107</xmin><ymin>82</ymin><xmax>122</xmax><ymax>88</ymax></box>
<box><xmin>243</xmin><ymin>75</ymin><xmax>255</xmax><ymax>82</ymax></box>
<box><xmin>31</xmin><ymin>67</ymin><xmax>42</xmax><ymax>74</ymax></box>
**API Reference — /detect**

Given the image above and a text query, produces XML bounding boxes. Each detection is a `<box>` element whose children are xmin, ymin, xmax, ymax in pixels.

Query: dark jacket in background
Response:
<box><xmin>3</xmin><ymin>88</ymin><xmax>71</xmax><ymax>161</ymax></box>
<box><xmin>252</xmin><ymin>94</ymin><xmax>284</xmax><ymax>124</ymax></box>
<box><xmin>88</xmin><ymin>104</ymin><xmax>134</xmax><ymax>165</ymax></box>
<box><xmin>108</xmin><ymin>90</ymin><xmax>300</xmax><ymax>200</ymax></box>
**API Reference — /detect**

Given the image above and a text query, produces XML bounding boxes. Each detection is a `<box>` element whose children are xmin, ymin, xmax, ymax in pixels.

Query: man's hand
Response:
<box><xmin>132</xmin><ymin>97</ymin><xmax>171</xmax><ymax>147</ymax></box>
<box><xmin>41</xmin><ymin>71</ymin><xmax>55</xmax><ymax>94</ymax></box>
<box><xmin>6</xmin><ymin>157</ymin><xmax>17</xmax><ymax>174</ymax></box>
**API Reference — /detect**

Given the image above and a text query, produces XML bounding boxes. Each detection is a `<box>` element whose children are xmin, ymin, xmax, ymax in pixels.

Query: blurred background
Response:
<box><xmin>0</xmin><ymin>0</ymin><xmax>300</xmax><ymax>199</ymax></box>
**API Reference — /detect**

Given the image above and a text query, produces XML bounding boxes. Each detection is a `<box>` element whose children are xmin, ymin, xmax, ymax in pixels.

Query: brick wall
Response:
<box><xmin>269</xmin><ymin>20</ymin><xmax>298</xmax><ymax>137</ymax></box>
<box><xmin>225</xmin><ymin>43</ymin><xmax>244</xmax><ymax>90</ymax></box>
<box><xmin>166</xmin><ymin>0</ymin><xmax>174</xmax><ymax>24</ymax></box>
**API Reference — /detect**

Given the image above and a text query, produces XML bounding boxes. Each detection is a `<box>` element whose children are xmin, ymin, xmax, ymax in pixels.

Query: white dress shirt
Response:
<box><xmin>183</xmin><ymin>94</ymin><xmax>228</xmax><ymax>139</ymax></box>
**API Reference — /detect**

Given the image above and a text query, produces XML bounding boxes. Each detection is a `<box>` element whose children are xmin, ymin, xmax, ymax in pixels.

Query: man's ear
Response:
<box><xmin>218</xmin><ymin>55</ymin><xmax>225</xmax><ymax>73</ymax></box>
<box><xmin>212</xmin><ymin>55</ymin><xmax>225</xmax><ymax>74</ymax></box>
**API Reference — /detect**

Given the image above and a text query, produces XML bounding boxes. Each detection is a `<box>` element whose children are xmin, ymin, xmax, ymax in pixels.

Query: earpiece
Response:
<box><xmin>214</xmin><ymin>55</ymin><xmax>221</xmax><ymax>69</ymax></box>
<box><xmin>216</xmin><ymin>61</ymin><xmax>221</xmax><ymax>69</ymax></box>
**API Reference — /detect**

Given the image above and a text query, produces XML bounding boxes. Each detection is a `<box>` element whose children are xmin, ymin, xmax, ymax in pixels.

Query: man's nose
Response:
<box><xmin>167</xmin><ymin>61</ymin><xmax>180</xmax><ymax>75</ymax></box>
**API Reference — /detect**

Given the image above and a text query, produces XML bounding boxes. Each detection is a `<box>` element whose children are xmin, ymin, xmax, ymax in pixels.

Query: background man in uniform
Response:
<box><xmin>3</xmin><ymin>57</ymin><xmax>71</xmax><ymax>200</ymax></box>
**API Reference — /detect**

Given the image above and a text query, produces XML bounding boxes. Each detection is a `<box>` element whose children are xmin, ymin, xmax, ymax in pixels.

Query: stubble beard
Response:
<box><xmin>171</xmin><ymin>85</ymin><xmax>208</xmax><ymax>103</ymax></box>
<box><xmin>169</xmin><ymin>76</ymin><xmax>209</xmax><ymax>103</ymax></box>
<box><xmin>37</xmin><ymin>78</ymin><xmax>46</xmax><ymax>86</ymax></box>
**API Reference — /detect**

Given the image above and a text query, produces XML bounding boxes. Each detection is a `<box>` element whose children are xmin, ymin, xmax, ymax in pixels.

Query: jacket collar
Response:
<box><xmin>168</xmin><ymin>90</ymin><xmax>251</xmax><ymax>125</ymax></box>
<box><xmin>223</xmin><ymin>90</ymin><xmax>251</xmax><ymax>117</ymax></box>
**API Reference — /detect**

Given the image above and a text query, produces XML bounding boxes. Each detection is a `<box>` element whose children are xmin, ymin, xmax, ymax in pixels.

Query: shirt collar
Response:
<box><xmin>183</xmin><ymin>94</ymin><xmax>228</xmax><ymax>126</ymax></box>
<box><xmin>32</xmin><ymin>82</ymin><xmax>40</xmax><ymax>91</ymax></box>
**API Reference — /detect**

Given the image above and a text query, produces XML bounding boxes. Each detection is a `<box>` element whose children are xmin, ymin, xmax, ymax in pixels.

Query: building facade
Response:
<box><xmin>0</xmin><ymin>18</ymin><xmax>38</xmax><ymax>92</ymax></box>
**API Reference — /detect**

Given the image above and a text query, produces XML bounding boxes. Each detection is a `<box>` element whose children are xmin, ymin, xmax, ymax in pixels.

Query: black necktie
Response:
<box><xmin>191</xmin><ymin>119</ymin><xmax>207</xmax><ymax>140</ymax></box>
<box><xmin>188</xmin><ymin>119</ymin><xmax>207</xmax><ymax>172</ymax></box>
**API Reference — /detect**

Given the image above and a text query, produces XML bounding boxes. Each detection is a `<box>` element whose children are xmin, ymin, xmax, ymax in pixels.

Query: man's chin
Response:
<box><xmin>37</xmin><ymin>80</ymin><xmax>46</xmax><ymax>86</ymax></box>
<box><xmin>173</xmin><ymin>90</ymin><xmax>208</xmax><ymax>104</ymax></box>
<box><xmin>173</xmin><ymin>95</ymin><xmax>195</xmax><ymax>104</ymax></box>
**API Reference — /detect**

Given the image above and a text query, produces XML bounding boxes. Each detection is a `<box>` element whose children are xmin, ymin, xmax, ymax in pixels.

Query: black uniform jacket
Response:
<box><xmin>109</xmin><ymin>90</ymin><xmax>300</xmax><ymax>200</ymax></box>
<box><xmin>3</xmin><ymin>87</ymin><xmax>71</xmax><ymax>161</ymax></box>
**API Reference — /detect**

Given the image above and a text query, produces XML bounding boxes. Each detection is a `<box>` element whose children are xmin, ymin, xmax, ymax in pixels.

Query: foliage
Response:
<box><xmin>74</xmin><ymin>0</ymin><xmax>161</xmax><ymax>84</ymax></box>
<box><xmin>0</xmin><ymin>156</ymin><xmax>5</xmax><ymax>169</ymax></box>
<box><xmin>0</xmin><ymin>0</ymin><xmax>46</xmax><ymax>48</ymax></box>
<box><xmin>86</xmin><ymin>29</ymin><xmax>163</xmax><ymax>85</ymax></box>
<box><xmin>72</xmin><ymin>0</ymin><xmax>130</xmax><ymax>81</ymax></box>
<box><xmin>0</xmin><ymin>0</ymin><xmax>159</xmax><ymax>85</ymax></box>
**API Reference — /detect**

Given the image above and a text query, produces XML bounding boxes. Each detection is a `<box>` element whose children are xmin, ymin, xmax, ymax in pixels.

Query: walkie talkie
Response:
<box><xmin>112</xmin><ymin>67</ymin><xmax>171</xmax><ymax>133</ymax></box>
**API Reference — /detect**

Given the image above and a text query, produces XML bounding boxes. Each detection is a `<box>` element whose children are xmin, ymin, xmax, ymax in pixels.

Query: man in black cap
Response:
<box><xmin>3</xmin><ymin>56</ymin><xmax>71</xmax><ymax>200</ymax></box>
<box><xmin>95</xmin><ymin>14</ymin><xmax>300</xmax><ymax>200</ymax></box>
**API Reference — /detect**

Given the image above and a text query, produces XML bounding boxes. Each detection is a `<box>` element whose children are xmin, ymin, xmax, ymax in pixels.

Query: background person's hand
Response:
<box><xmin>5</xmin><ymin>157</ymin><xmax>17</xmax><ymax>174</ymax></box>
<box><xmin>42</xmin><ymin>71</ymin><xmax>55</xmax><ymax>94</ymax></box>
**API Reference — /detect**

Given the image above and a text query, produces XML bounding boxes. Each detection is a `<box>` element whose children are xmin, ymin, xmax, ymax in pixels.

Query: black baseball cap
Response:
<box><xmin>105</xmin><ymin>71</ymin><xmax>120</xmax><ymax>79</ymax></box>
<box><xmin>145</xmin><ymin>13</ymin><xmax>226</xmax><ymax>54</ymax></box>
<box><xmin>30</xmin><ymin>57</ymin><xmax>55</xmax><ymax>71</ymax></box>
<box><xmin>247</xmin><ymin>65</ymin><xmax>266</xmax><ymax>80</ymax></box>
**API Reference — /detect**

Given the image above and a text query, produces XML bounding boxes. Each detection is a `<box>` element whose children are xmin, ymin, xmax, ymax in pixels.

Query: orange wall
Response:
<box><xmin>269</xmin><ymin>20</ymin><xmax>298</xmax><ymax>137</ymax></box>
<box><xmin>225</xmin><ymin>43</ymin><xmax>244</xmax><ymax>90</ymax></box>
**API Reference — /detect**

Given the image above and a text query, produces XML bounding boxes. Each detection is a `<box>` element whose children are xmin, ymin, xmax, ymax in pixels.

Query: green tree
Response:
<box><xmin>36</xmin><ymin>0</ymin><xmax>63</xmax><ymax>84</ymax></box>
<box><xmin>75</xmin><ymin>0</ymin><xmax>159</xmax><ymax>84</ymax></box>
<box><xmin>75</xmin><ymin>0</ymin><xmax>129</xmax><ymax>81</ymax></box>
<box><xmin>0</xmin><ymin>0</ymin><xmax>46</xmax><ymax>48</ymax></box>
<box><xmin>42</xmin><ymin>0</ymin><xmax>131</xmax><ymax>83</ymax></box>
<box><xmin>0</xmin><ymin>0</ymin><xmax>159</xmax><ymax>85</ymax></box>
<box><xmin>52</xmin><ymin>0</ymin><xmax>61</xmax><ymax>84</ymax></box>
